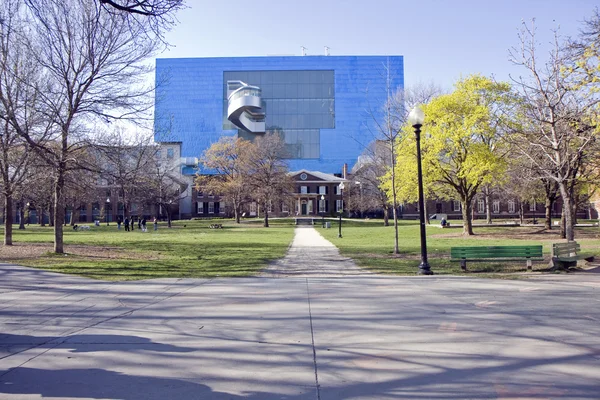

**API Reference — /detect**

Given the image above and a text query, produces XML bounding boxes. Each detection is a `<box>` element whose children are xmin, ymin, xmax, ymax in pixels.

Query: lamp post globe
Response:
<box><xmin>409</xmin><ymin>106</ymin><xmax>433</xmax><ymax>275</ymax></box>
<box><xmin>338</xmin><ymin>182</ymin><xmax>345</xmax><ymax>238</ymax></box>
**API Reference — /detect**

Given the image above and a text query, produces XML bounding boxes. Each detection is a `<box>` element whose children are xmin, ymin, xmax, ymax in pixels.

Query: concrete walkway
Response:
<box><xmin>261</xmin><ymin>226</ymin><xmax>371</xmax><ymax>277</ymax></box>
<box><xmin>0</xmin><ymin>227</ymin><xmax>600</xmax><ymax>399</ymax></box>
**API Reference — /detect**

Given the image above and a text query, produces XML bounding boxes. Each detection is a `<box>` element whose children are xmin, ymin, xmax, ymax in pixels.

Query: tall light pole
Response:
<box><xmin>105</xmin><ymin>197</ymin><xmax>110</xmax><ymax>226</ymax></box>
<box><xmin>338</xmin><ymin>182</ymin><xmax>345</xmax><ymax>238</ymax></box>
<box><xmin>408</xmin><ymin>106</ymin><xmax>433</xmax><ymax>275</ymax></box>
<box><xmin>320</xmin><ymin>194</ymin><xmax>325</xmax><ymax>228</ymax></box>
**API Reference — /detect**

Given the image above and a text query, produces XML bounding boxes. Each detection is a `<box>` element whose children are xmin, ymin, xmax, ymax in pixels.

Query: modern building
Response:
<box><xmin>153</xmin><ymin>55</ymin><xmax>404</xmax><ymax>218</ymax></box>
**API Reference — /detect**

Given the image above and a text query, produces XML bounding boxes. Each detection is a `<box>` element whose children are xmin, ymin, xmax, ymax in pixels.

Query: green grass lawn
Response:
<box><xmin>2</xmin><ymin>217</ymin><xmax>598</xmax><ymax>280</ymax></box>
<box><xmin>0</xmin><ymin>219</ymin><xmax>295</xmax><ymax>280</ymax></box>
<box><xmin>318</xmin><ymin>218</ymin><xmax>600</xmax><ymax>276</ymax></box>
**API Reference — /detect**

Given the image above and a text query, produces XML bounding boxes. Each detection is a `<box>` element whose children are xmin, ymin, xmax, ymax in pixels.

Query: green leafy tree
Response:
<box><xmin>414</xmin><ymin>75</ymin><xmax>511</xmax><ymax>235</ymax></box>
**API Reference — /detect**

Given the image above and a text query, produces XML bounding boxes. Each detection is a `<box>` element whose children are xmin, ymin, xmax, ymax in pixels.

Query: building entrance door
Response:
<box><xmin>301</xmin><ymin>203</ymin><xmax>307</xmax><ymax>215</ymax></box>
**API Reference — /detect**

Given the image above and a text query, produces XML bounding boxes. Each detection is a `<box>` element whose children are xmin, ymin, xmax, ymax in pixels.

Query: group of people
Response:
<box><xmin>117</xmin><ymin>217</ymin><xmax>158</xmax><ymax>232</ymax></box>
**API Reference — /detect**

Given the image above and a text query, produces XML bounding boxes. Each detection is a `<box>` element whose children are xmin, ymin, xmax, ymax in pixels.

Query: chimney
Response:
<box><xmin>342</xmin><ymin>163</ymin><xmax>348</xmax><ymax>179</ymax></box>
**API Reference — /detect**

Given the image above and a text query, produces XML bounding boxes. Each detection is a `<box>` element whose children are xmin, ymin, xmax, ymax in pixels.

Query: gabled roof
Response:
<box><xmin>289</xmin><ymin>169</ymin><xmax>347</xmax><ymax>183</ymax></box>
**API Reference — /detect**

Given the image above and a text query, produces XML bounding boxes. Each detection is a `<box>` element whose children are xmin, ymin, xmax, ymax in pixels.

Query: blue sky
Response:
<box><xmin>159</xmin><ymin>0</ymin><xmax>597</xmax><ymax>90</ymax></box>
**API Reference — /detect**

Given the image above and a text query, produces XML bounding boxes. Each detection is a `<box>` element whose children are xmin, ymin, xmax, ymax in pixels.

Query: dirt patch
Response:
<box><xmin>0</xmin><ymin>242</ymin><xmax>159</xmax><ymax>261</ymax></box>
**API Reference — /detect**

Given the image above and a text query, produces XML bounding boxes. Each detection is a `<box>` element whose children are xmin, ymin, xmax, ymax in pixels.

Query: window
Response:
<box><xmin>493</xmin><ymin>200</ymin><xmax>500</xmax><ymax>214</ymax></box>
<box><xmin>219</xmin><ymin>202</ymin><xmax>225</xmax><ymax>214</ymax></box>
<box><xmin>453</xmin><ymin>201</ymin><xmax>461</xmax><ymax>212</ymax></box>
<box><xmin>197</xmin><ymin>202</ymin><xmax>204</xmax><ymax>214</ymax></box>
<box><xmin>478</xmin><ymin>199</ymin><xmax>485</xmax><ymax>213</ymax></box>
<box><xmin>300</xmin><ymin>186</ymin><xmax>308</xmax><ymax>194</ymax></box>
<box><xmin>267</xmin><ymin>201</ymin><xmax>272</xmax><ymax>213</ymax></box>
<box><xmin>166</xmin><ymin>147</ymin><xmax>174</xmax><ymax>159</ymax></box>
<box><xmin>208</xmin><ymin>202</ymin><xmax>214</xmax><ymax>214</ymax></box>
<box><xmin>319</xmin><ymin>199</ymin><xmax>326</xmax><ymax>213</ymax></box>
<box><xmin>319</xmin><ymin>185</ymin><xmax>326</xmax><ymax>195</ymax></box>
<box><xmin>336</xmin><ymin>199</ymin><xmax>343</xmax><ymax>212</ymax></box>
<box><xmin>529</xmin><ymin>200</ymin><xmax>536</xmax><ymax>211</ymax></box>
<box><xmin>250</xmin><ymin>202</ymin><xmax>257</xmax><ymax>214</ymax></box>
<box><xmin>282</xmin><ymin>203</ymin><xmax>289</xmax><ymax>212</ymax></box>
<box><xmin>508</xmin><ymin>200</ymin><xmax>516</xmax><ymax>213</ymax></box>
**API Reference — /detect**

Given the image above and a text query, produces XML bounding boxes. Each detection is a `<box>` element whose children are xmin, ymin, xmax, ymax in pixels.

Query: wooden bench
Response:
<box><xmin>209</xmin><ymin>224</ymin><xmax>223</xmax><ymax>229</ymax></box>
<box><xmin>450</xmin><ymin>245</ymin><xmax>543</xmax><ymax>271</ymax></box>
<box><xmin>550</xmin><ymin>241</ymin><xmax>585</xmax><ymax>269</ymax></box>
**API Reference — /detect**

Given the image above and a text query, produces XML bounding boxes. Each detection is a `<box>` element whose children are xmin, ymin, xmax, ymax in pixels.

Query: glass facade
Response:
<box><xmin>154</xmin><ymin>56</ymin><xmax>404</xmax><ymax>174</ymax></box>
<box><xmin>223</xmin><ymin>70</ymin><xmax>334</xmax><ymax>159</ymax></box>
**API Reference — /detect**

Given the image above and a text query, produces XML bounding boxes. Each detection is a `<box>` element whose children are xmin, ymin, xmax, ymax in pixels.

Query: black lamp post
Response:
<box><xmin>320</xmin><ymin>194</ymin><xmax>325</xmax><ymax>228</ymax></box>
<box><xmin>338</xmin><ymin>182</ymin><xmax>344</xmax><ymax>238</ymax></box>
<box><xmin>105</xmin><ymin>197</ymin><xmax>110</xmax><ymax>226</ymax></box>
<box><xmin>408</xmin><ymin>106</ymin><xmax>433</xmax><ymax>275</ymax></box>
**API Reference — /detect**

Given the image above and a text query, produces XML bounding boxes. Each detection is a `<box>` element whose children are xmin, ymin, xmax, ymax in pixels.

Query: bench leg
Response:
<box><xmin>526</xmin><ymin>259</ymin><xmax>532</xmax><ymax>271</ymax></box>
<box><xmin>460</xmin><ymin>260</ymin><xmax>467</xmax><ymax>271</ymax></box>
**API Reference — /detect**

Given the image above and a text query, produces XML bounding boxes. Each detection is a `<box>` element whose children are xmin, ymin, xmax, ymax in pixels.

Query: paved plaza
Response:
<box><xmin>0</xmin><ymin>226</ymin><xmax>599</xmax><ymax>399</ymax></box>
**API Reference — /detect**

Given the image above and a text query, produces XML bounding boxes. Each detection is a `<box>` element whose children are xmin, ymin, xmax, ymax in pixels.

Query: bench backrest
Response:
<box><xmin>552</xmin><ymin>241</ymin><xmax>580</xmax><ymax>256</ymax></box>
<box><xmin>451</xmin><ymin>245</ymin><xmax>543</xmax><ymax>259</ymax></box>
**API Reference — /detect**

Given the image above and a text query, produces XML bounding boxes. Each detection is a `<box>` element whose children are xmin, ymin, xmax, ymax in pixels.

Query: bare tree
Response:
<box><xmin>10</xmin><ymin>0</ymin><xmax>158</xmax><ymax>253</ymax></box>
<box><xmin>146</xmin><ymin>146</ymin><xmax>188</xmax><ymax>227</ymax></box>
<box><xmin>98</xmin><ymin>0</ymin><xmax>185</xmax><ymax>44</ymax></box>
<box><xmin>0</xmin><ymin>0</ymin><xmax>42</xmax><ymax>244</ymax></box>
<box><xmin>99</xmin><ymin>0</ymin><xmax>184</xmax><ymax>16</ymax></box>
<box><xmin>97</xmin><ymin>128</ymin><xmax>156</xmax><ymax>220</ymax></box>
<box><xmin>246</xmin><ymin>133</ymin><xmax>294</xmax><ymax>228</ymax></box>
<box><xmin>508</xmin><ymin>20</ymin><xmax>599</xmax><ymax>241</ymax></box>
<box><xmin>365</xmin><ymin>65</ymin><xmax>444</xmax><ymax>252</ymax></box>
<box><xmin>196</xmin><ymin>137</ymin><xmax>253</xmax><ymax>224</ymax></box>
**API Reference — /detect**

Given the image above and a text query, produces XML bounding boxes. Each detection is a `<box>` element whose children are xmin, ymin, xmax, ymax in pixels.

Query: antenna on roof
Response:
<box><xmin>301</xmin><ymin>46</ymin><xmax>307</xmax><ymax>56</ymax></box>
<box><xmin>324</xmin><ymin>46</ymin><xmax>330</xmax><ymax>56</ymax></box>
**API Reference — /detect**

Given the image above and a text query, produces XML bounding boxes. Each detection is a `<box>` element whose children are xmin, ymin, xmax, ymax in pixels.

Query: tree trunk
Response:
<box><xmin>558</xmin><ymin>184</ymin><xmax>574</xmax><ymax>240</ymax></box>
<box><xmin>263</xmin><ymin>207</ymin><xmax>269</xmax><ymax>228</ymax></box>
<box><xmin>383</xmin><ymin>206</ymin><xmax>389</xmax><ymax>226</ymax></box>
<box><xmin>18</xmin><ymin>205</ymin><xmax>25</xmax><ymax>230</ymax></box>
<box><xmin>53</xmin><ymin>170</ymin><xmax>65</xmax><ymax>253</ymax></box>
<box><xmin>234</xmin><ymin>200</ymin><xmax>240</xmax><ymax>223</ymax></box>
<box><xmin>461</xmin><ymin>199</ymin><xmax>474</xmax><ymax>235</ymax></box>
<box><xmin>49</xmin><ymin>202</ymin><xmax>54</xmax><ymax>227</ymax></box>
<box><xmin>485</xmin><ymin>189</ymin><xmax>492</xmax><ymax>224</ymax></box>
<box><xmin>69</xmin><ymin>207</ymin><xmax>77</xmax><ymax>226</ymax></box>
<box><xmin>40</xmin><ymin>207</ymin><xmax>46</xmax><ymax>226</ymax></box>
<box><xmin>560</xmin><ymin>209</ymin><xmax>566</xmax><ymax>239</ymax></box>
<box><xmin>519</xmin><ymin>201</ymin><xmax>524</xmax><ymax>225</ymax></box>
<box><xmin>4</xmin><ymin>195</ymin><xmax>12</xmax><ymax>245</ymax></box>
<box><xmin>545</xmin><ymin>197</ymin><xmax>553</xmax><ymax>230</ymax></box>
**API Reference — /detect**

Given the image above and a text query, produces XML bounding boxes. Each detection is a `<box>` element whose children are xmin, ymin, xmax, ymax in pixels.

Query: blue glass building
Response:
<box><xmin>154</xmin><ymin>55</ymin><xmax>404</xmax><ymax>175</ymax></box>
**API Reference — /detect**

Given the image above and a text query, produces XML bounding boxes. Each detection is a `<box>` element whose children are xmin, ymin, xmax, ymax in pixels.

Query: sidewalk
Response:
<box><xmin>260</xmin><ymin>225</ymin><xmax>372</xmax><ymax>277</ymax></box>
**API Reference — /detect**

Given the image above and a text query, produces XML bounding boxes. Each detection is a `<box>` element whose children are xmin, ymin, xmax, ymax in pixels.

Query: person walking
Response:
<box><xmin>138</xmin><ymin>217</ymin><xmax>142</xmax><ymax>230</ymax></box>
<box><xmin>153</xmin><ymin>217</ymin><xmax>158</xmax><ymax>231</ymax></box>
<box><xmin>130</xmin><ymin>217</ymin><xmax>134</xmax><ymax>231</ymax></box>
<box><xmin>141</xmin><ymin>217</ymin><xmax>147</xmax><ymax>232</ymax></box>
<box><xmin>124</xmin><ymin>217</ymin><xmax>130</xmax><ymax>232</ymax></box>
